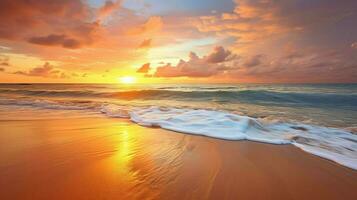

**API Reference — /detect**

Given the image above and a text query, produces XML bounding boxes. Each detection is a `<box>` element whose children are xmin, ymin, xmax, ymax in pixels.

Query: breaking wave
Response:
<box><xmin>101</xmin><ymin>106</ymin><xmax>357</xmax><ymax>170</ymax></box>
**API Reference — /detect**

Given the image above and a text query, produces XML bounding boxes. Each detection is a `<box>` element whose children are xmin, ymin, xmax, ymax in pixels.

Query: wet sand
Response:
<box><xmin>0</xmin><ymin>117</ymin><xmax>356</xmax><ymax>200</ymax></box>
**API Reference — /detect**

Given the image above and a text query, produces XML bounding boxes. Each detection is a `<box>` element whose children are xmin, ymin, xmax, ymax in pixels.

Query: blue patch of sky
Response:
<box><xmin>122</xmin><ymin>0</ymin><xmax>235</xmax><ymax>16</ymax></box>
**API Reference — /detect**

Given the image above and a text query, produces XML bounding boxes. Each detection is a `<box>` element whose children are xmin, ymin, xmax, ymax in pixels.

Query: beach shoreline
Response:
<box><xmin>0</xmin><ymin>116</ymin><xmax>356</xmax><ymax>200</ymax></box>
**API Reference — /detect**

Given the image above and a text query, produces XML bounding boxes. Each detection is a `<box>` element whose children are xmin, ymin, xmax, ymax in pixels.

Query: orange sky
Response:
<box><xmin>0</xmin><ymin>0</ymin><xmax>356</xmax><ymax>83</ymax></box>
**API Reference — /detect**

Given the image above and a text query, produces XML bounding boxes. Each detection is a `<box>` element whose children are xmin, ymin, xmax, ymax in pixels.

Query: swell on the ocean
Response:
<box><xmin>1</xmin><ymin>88</ymin><xmax>356</xmax><ymax>108</ymax></box>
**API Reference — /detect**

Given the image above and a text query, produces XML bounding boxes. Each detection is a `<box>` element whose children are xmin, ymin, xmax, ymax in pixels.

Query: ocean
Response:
<box><xmin>0</xmin><ymin>83</ymin><xmax>356</xmax><ymax>169</ymax></box>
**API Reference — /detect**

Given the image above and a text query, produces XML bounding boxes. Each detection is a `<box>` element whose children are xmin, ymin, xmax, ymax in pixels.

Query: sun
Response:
<box><xmin>119</xmin><ymin>76</ymin><xmax>137</xmax><ymax>84</ymax></box>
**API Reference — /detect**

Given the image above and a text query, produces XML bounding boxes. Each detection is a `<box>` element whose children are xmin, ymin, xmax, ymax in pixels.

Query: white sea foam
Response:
<box><xmin>100</xmin><ymin>104</ymin><xmax>131</xmax><ymax>118</ymax></box>
<box><xmin>123</xmin><ymin>106</ymin><xmax>356</xmax><ymax>170</ymax></box>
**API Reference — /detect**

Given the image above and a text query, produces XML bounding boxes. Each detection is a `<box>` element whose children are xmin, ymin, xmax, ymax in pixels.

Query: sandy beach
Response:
<box><xmin>0</xmin><ymin>116</ymin><xmax>356</xmax><ymax>200</ymax></box>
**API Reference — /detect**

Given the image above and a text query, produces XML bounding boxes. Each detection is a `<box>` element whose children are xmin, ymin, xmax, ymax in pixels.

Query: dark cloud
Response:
<box><xmin>137</xmin><ymin>63</ymin><xmax>151</xmax><ymax>73</ymax></box>
<box><xmin>0</xmin><ymin>67</ymin><xmax>4</xmax><ymax>72</ymax></box>
<box><xmin>14</xmin><ymin>62</ymin><xmax>68</xmax><ymax>78</ymax></box>
<box><xmin>205</xmin><ymin>46</ymin><xmax>234</xmax><ymax>63</ymax></box>
<box><xmin>28</xmin><ymin>34</ymin><xmax>82</xmax><ymax>49</ymax></box>
<box><xmin>0</xmin><ymin>0</ymin><xmax>99</xmax><ymax>48</ymax></box>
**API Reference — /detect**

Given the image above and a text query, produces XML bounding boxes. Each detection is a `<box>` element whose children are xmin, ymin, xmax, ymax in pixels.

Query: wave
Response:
<box><xmin>0</xmin><ymin>98</ymin><xmax>95</xmax><ymax>110</ymax></box>
<box><xmin>0</xmin><ymin>95</ymin><xmax>356</xmax><ymax>170</ymax></box>
<box><xmin>102</xmin><ymin>106</ymin><xmax>357</xmax><ymax>170</ymax></box>
<box><xmin>1</xmin><ymin>88</ymin><xmax>356</xmax><ymax>108</ymax></box>
<box><xmin>0</xmin><ymin>88</ymin><xmax>105</xmax><ymax>97</ymax></box>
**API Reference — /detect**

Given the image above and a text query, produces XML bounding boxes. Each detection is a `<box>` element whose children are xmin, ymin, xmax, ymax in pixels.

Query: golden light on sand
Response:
<box><xmin>119</xmin><ymin>76</ymin><xmax>137</xmax><ymax>84</ymax></box>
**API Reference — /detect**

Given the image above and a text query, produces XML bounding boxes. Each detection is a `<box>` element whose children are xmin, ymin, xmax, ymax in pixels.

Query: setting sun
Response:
<box><xmin>119</xmin><ymin>76</ymin><xmax>137</xmax><ymax>84</ymax></box>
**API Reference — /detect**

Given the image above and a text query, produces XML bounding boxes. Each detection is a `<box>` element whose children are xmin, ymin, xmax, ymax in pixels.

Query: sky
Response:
<box><xmin>0</xmin><ymin>0</ymin><xmax>356</xmax><ymax>83</ymax></box>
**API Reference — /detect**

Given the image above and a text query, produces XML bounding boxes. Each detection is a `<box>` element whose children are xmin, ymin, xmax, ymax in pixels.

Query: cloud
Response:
<box><xmin>243</xmin><ymin>54</ymin><xmax>264</xmax><ymax>67</ymax></box>
<box><xmin>144</xmin><ymin>43</ymin><xmax>357</xmax><ymax>82</ymax></box>
<box><xmin>0</xmin><ymin>0</ymin><xmax>99</xmax><ymax>48</ymax></box>
<box><xmin>175</xmin><ymin>0</ymin><xmax>357</xmax><ymax>82</ymax></box>
<box><xmin>138</xmin><ymin>39</ymin><xmax>152</xmax><ymax>49</ymax></box>
<box><xmin>28</xmin><ymin>34</ymin><xmax>82</xmax><ymax>49</ymax></box>
<box><xmin>98</xmin><ymin>0</ymin><xmax>122</xmax><ymax>19</ymax></box>
<box><xmin>0</xmin><ymin>67</ymin><xmax>4</xmax><ymax>72</ymax></box>
<box><xmin>1</xmin><ymin>0</ymin><xmax>356</xmax><ymax>83</ymax></box>
<box><xmin>151</xmin><ymin>46</ymin><xmax>236</xmax><ymax>77</ymax></box>
<box><xmin>137</xmin><ymin>63</ymin><xmax>151</xmax><ymax>73</ymax></box>
<box><xmin>0</xmin><ymin>46</ymin><xmax>11</xmax><ymax>50</ymax></box>
<box><xmin>228</xmin><ymin>49</ymin><xmax>357</xmax><ymax>83</ymax></box>
<box><xmin>71</xmin><ymin>73</ymin><xmax>79</xmax><ymax>77</ymax></box>
<box><xmin>0</xmin><ymin>55</ymin><xmax>10</xmax><ymax>66</ymax></box>
<box><xmin>127</xmin><ymin>16</ymin><xmax>163</xmax><ymax>35</ymax></box>
<box><xmin>205</xmin><ymin>46</ymin><xmax>234</xmax><ymax>63</ymax></box>
<box><xmin>14</xmin><ymin>62</ymin><xmax>68</xmax><ymax>78</ymax></box>
<box><xmin>193</xmin><ymin>0</ymin><xmax>357</xmax><ymax>44</ymax></box>
<box><xmin>0</xmin><ymin>62</ymin><xmax>9</xmax><ymax>66</ymax></box>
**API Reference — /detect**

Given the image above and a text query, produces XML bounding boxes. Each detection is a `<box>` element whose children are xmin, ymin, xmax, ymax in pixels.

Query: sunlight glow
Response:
<box><xmin>119</xmin><ymin>76</ymin><xmax>137</xmax><ymax>84</ymax></box>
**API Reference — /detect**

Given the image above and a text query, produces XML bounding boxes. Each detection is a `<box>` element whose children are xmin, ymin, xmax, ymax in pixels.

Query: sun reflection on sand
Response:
<box><xmin>105</xmin><ymin>128</ymin><xmax>139</xmax><ymax>182</ymax></box>
<box><xmin>97</xmin><ymin>124</ymin><xmax>193</xmax><ymax>198</ymax></box>
<box><xmin>115</xmin><ymin>131</ymin><xmax>132</xmax><ymax>162</ymax></box>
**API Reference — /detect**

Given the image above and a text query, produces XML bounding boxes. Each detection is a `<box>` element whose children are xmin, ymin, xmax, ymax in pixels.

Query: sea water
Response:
<box><xmin>0</xmin><ymin>83</ymin><xmax>356</xmax><ymax>169</ymax></box>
